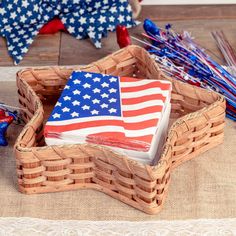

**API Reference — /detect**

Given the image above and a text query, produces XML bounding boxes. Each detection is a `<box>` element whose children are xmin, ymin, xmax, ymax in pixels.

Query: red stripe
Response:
<box><xmin>87</xmin><ymin>132</ymin><xmax>154</xmax><ymax>149</ymax></box>
<box><xmin>122</xmin><ymin>94</ymin><xmax>166</xmax><ymax>105</ymax></box>
<box><xmin>45</xmin><ymin>118</ymin><xmax>158</xmax><ymax>133</ymax></box>
<box><xmin>121</xmin><ymin>81</ymin><xmax>171</xmax><ymax>92</ymax></box>
<box><xmin>88</xmin><ymin>132</ymin><xmax>153</xmax><ymax>143</ymax></box>
<box><xmin>120</xmin><ymin>77</ymin><xmax>141</xmax><ymax>82</ymax></box>
<box><xmin>123</xmin><ymin>105</ymin><xmax>163</xmax><ymax>117</ymax></box>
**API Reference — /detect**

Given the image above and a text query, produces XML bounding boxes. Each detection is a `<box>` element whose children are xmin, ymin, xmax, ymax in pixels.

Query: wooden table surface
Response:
<box><xmin>1</xmin><ymin>5</ymin><xmax>236</xmax><ymax>66</ymax></box>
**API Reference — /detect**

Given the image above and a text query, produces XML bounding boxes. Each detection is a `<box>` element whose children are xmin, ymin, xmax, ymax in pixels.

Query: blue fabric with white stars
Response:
<box><xmin>0</xmin><ymin>0</ymin><xmax>136</xmax><ymax>65</ymax></box>
<box><xmin>48</xmin><ymin>71</ymin><xmax>122</xmax><ymax>122</ymax></box>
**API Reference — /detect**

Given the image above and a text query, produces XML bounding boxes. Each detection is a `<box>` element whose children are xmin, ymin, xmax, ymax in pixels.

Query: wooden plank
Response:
<box><xmin>60</xmin><ymin>19</ymin><xmax>236</xmax><ymax>65</ymax></box>
<box><xmin>140</xmin><ymin>5</ymin><xmax>236</xmax><ymax>21</ymax></box>
<box><xmin>0</xmin><ymin>33</ymin><xmax>60</xmax><ymax>66</ymax></box>
<box><xmin>1</xmin><ymin>5</ymin><xmax>236</xmax><ymax>66</ymax></box>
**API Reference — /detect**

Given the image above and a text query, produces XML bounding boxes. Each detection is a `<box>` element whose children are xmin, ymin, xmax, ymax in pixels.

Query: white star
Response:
<box><xmin>0</xmin><ymin>8</ymin><xmax>6</xmax><ymax>15</ymax></box>
<box><xmin>83</xmin><ymin>94</ymin><xmax>91</xmax><ymax>99</ymax></box>
<box><xmin>62</xmin><ymin>107</ymin><xmax>70</xmax><ymax>112</ymax></box>
<box><xmin>78</xmin><ymin>27</ymin><xmax>83</xmax><ymax>32</ymax></box>
<box><xmin>72</xmin><ymin>100</ymin><xmax>80</xmax><ymax>106</ymax></box>
<box><xmin>70</xmin><ymin>18</ymin><xmax>75</xmax><ymax>23</ymax></box>
<box><xmin>93</xmin><ymin>88</ymin><xmax>100</xmax><ymax>93</ymax></box>
<box><xmin>83</xmin><ymin>83</ymin><xmax>91</xmax><ymax>88</ymax></box>
<box><xmin>44</xmin><ymin>15</ymin><xmax>50</xmax><ymax>21</ymax></box>
<box><xmin>101</xmin><ymin>82</ymin><xmax>109</xmax><ymax>88</ymax></box>
<box><xmin>73</xmin><ymin>79</ymin><xmax>81</xmax><ymax>84</ymax></box>
<box><xmin>64</xmin><ymin>85</ymin><xmax>70</xmax><ymax>90</ymax></box>
<box><xmin>93</xmin><ymin>77</ymin><xmax>101</xmax><ymax>82</ymax></box>
<box><xmin>120</xmin><ymin>6</ymin><xmax>125</xmax><ymax>11</ymax></box>
<box><xmin>79</xmin><ymin>16</ymin><xmax>86</xmax><ymax>24</ymax></box>
<box><xmin>52</xmin><ymin>113</ymin><xmax>61</xmax><ymax>119</ymax></box>
<box><xmin>71</xmin><ymin>112</ymin><xmax>79</xmax><ymax>117</ymax></box>
<box><xmin>20</xmin><ymin>15</ymin><xmax>27</xmax><ymax>23</ymax></box>
<box><xmin>109</xmin><ymin>77</ymin><xmax>117</xmax><ymax>82</ymax></box>
<box><xmin>2</xmin><ymin>18</ymin><xmax>7</xmax><ymax>24</ymax></box>
<box><xmin>110</xmin><ymin>7</ymin><xmax>117</xmax><ymax>13</ymax></box>
<box><xmin>73</xmin><ymin>89</ymin><xmax>81</xmax><ymax>95</ymax></box>
<box><xmin>90</xmin><ymin>17</ymin><xmax>95</xmax><ymax>23</ymax></box>
<box><xmin>84</xmin><ymin>73</ymin><xmax>92</xmax><ymax>78</ymax></box>
<box><xmin>109</xmin><ymin>16</ymin><xmax>115</xmax><ymax>22</ymax></box>
<box><xmin>101</xmin><ymin>93</ymin><xmax>109</xmax><ymax>98</ymax></box>
<box><xmin>98</xmin><ymin>26</ymin><xmax>104</xmax><ymax>32</ymax></box>
<box><xmin>82</xmin><ymin>105</ymin><xmax>90</xmax><ymax>110</ymax></box>
<box><xmin>98</xmin><ymin>15</ymin><xmax>106</xmax><ymax>24</ymax></box>
<box><xmin>26</xmin><ymin>38</ymin><xmax>34</xmax><ymax>44</ymax></box>
<box><xmin>95</xmin><ymin>41</ymin><xmax>101</xmax><ymax>48</ymax></box>
<box><xmin>109</xmin><ymin>98</ymin><xmax>117</xmax><ymax>103</ymax></box>
<box><xmin>7</xmin><ymin>4</ymin><xmax>13</xmax><ymax>10</ymax></box>
<box><xmin>13</xmin><ymin>37</ymin><xmax>19</xmax><ymax>43</ymax></box>
<box><xmin>109</xmin><ymin>108</ymin><xmax>117</xmax><ymax>114</ymax></box>
<box><xmin>33</xmin><ymin>5</ymin><xmax>39</xmax><ymax>12</ymax></box>
<box><xmin>109</xmin><ymin>88</ymin><xmax>117</xmax><ymax>93</ymax></box>
<box><xmin>118</xmin><ymin>15</ymin><xmax>125</xmax><ymax>23</ymax></box>
<box><xmin>92</xmin><ymin>99</ymin><xmax>100</xmax><ymax>104</ymax></box>
<box><xmin>88</xmin><ymin>31</ymin><xmax>95</xmax><ymax>39</ymax></box>
<box><xmin>126</xmin><ymin>15</ymin><xmax>131</xmax><ymax>21</ymax></box>
<box><xmin>91</xmin><ymin>110</ymin><xmax>99</xmax><ymax>115</ymax></box>
<box><xmin>63</xmin><ymin>96</ymin><xmax>71</xmax><ymax>101</ymax></box>
<box><xmin>79</xmin><ymin>8</ymin><xmax>85</xmax><ymax>14</ymax></box>
<box><xmin>18</xmin><ymin>29</ymin><xmax>25</xmax><ymax>35</ymax></box>
<box><xmin>22</xmin><ymin>0</ymin><xmax>29</xmax><ymax>8</ymax></box>
<box><xmin>8</xmin><ymin>45</ymin><xmax>14</xmax><ymax>51</ymax></box>
<box><xmin>10</xmin><ymin>12</ymin><xmax>17</xmax><ymax>20</ymax></box>
<box><xmin>68</xmin><ymin>26</ymin><xmax>75</xmax><ymax>33</ymax></box>
<box><xmin>95</xmin><ymin>2</ymin><xmax>101</xmax><ymax>8</ymax></box>
<box><xmin>107</xmin><ymin>25</ymin><xmax>115</xmax><ymax>31</ymax></box>
<box><xmin>55</xmin><ymin>102</ymin><xmax>61</xmax><ymax>107</ymax></box>
<box><xmin>101</xmin><ymin>103</ymin><xmax>108</xmax><ymax>109</ymax></box>
<box><xmin>27</xmin><ymin>11</ymin><xmax>32</xmax><ymax>17</ymax></box>
<box><xmin>21</xmin><ymin>47</ymin><xmax>28</xmax><ymax>53</ymax></box>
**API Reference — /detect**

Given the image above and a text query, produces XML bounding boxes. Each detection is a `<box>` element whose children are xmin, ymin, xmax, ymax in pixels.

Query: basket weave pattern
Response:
<box><xmin>15</xmin><ymin>46</ymin><xmax>225</xmax><ymax>214</ymax></box>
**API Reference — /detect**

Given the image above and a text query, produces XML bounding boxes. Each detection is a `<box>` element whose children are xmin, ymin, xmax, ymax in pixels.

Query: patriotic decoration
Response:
<box><xmin>0</xmin><ymin>103</ymin><xmax>23</xmax><ymax>146</ymax></box>
<box><xmin>132</xmin><ymin>19</ymin><xmax>236</xmax><ymax>121</ymax></box>
<box><xmin>0</xmin><ymin>0</ymin><xmax>137</xmax><ymax>65</ymax></box>
<box><xmin>116</xmin><ymin>25</ymin><xmax>132</xmax><ymax>48</ymax></box>
<box><xmin>45</xmin><ymin>71</ymin><xmax>172</xmax><ymax>164</ymax></box>
<box><xmin>0</xmin><ymin>109</ymin><xmax>13</xmax><ymax>146</ymax></box>
<box><xmin>212</xmin><ymin>31</ymin><xmax>236</xmax><ymax>77</ymax></box>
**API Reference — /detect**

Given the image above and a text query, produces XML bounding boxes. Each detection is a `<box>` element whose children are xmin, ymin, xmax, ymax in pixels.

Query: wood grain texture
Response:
<box><xmin>59</xmin><ymin>19</ymin><xmax>236</xmax><ymax>65</ymax></box>
<box><xmin>1</xmin><ymin>5</ymin><xmax>236</xmax><ymax>66</ymax></box>
<box><xmin>139</xmin><ymin>5</ymin><xmax>236</xmax><ymax>21</ymax></box>
<box><xmin>0</xmin><ymin>33</ymin><xmax>60</xmax><ymax>66</ymax></box>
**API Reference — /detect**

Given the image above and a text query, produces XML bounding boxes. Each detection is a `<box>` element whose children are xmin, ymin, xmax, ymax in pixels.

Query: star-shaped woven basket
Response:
<box><xmin>15</xmin><ymin>46</ymin><xmax>225</xmax><ymax>214</ymax></box>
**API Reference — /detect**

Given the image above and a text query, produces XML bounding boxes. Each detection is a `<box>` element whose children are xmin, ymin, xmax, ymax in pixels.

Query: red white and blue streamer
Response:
<box><xmin>132</xmin><ymin>19</ymin><xmax>236</xmax><ymax>121</ymax></box>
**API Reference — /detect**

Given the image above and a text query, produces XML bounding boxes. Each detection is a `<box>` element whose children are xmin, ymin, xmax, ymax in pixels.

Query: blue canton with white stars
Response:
<box><xmin>48</xmin><ymin>71</ymin><xmax>122</xmax><ymax>122</ymax></box>
<box><xmin>0</xmin><ymin>0</ymin><xmax>137</xmax><ymax>65</ymax></box>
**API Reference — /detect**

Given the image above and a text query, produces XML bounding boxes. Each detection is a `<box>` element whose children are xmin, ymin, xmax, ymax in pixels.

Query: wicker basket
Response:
<box><xmin>15</xmin><ymin>46</ymin><xmax>225</xmax><ymax>214</ymax></box>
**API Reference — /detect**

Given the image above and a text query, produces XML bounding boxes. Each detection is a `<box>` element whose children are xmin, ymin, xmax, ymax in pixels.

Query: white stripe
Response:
<box><xmin>123</xmin><ymin>100</ymin><xmax>164</xmax><ymax>111</ymax></box>
<box><xmin>121</xmin><ymin>88</ymin><xmax>170</xmax><ymax>98</ymax></box>
<box><xmin>123</xmin><ymin>112</ymin><xmax>161</xmax><ymax>122</ymax></box>
<box><xmin>46</xmin><ymin>112</ymin><xmax>162</xmax><ymax>127</ymax></box>
<box><xmin>46</xmin><ymin>116</ymin><xmax>123</xmax><ymax>126</ymax></box>
<box><xmin>60</xmin><ymin>125</ymin><xmax>157</xmax><ymax>137</ymax></box>
<box><xmin>120</xmin><ymin>80</ymin><xmax>171</xmax><ymax>88</ymax></box>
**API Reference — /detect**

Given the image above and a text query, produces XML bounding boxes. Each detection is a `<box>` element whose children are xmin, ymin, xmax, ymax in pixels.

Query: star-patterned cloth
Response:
<box><xmin>0</xmin><ymin>0</ymin><xmax>137</xmax><ymax>65</ymax></box>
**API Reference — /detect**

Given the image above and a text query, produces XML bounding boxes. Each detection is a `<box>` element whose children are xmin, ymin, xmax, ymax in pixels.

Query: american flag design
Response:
<box><xmin>0</xmin><ymin>0</ymin><xmax>136</xmax><ymax>65</ymax></box>
<box><xmin>45</xmin><ymin>71</ymin><xmax>171</xmax><ymax>155</ymax></box>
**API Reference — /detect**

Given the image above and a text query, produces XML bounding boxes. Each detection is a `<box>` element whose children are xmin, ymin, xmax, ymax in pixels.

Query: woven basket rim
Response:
<box><xmin>14</xmin><ymin>45</ymin><xmax>225</xmax><ymax>171</ymax></box>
